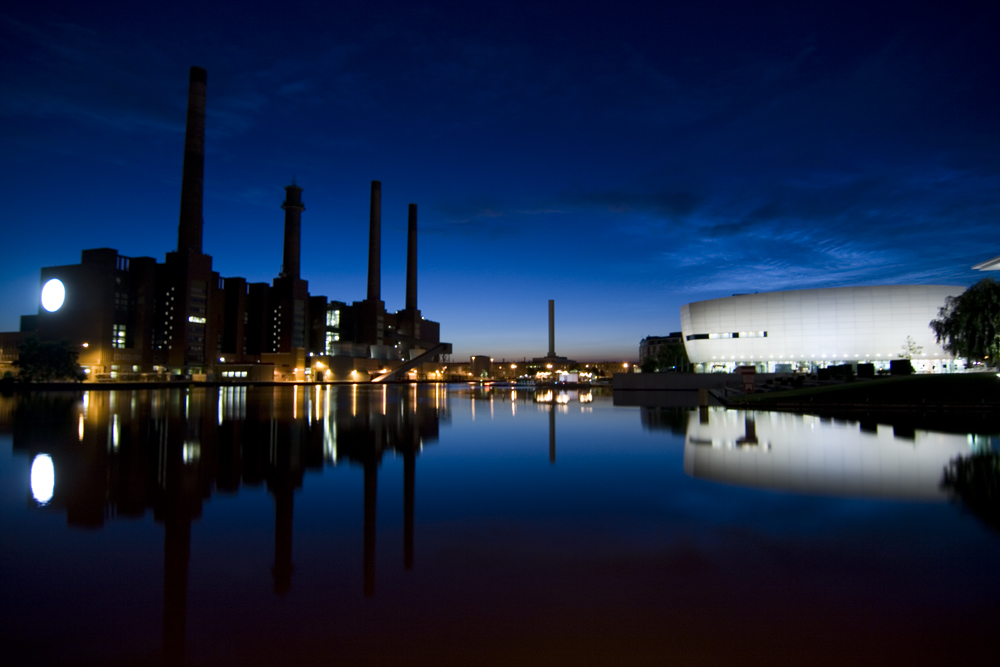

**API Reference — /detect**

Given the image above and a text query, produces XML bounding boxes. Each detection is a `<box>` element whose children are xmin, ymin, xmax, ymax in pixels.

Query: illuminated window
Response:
<box><xmin>326</xmin><ymin>309</ymin><xmax>341</xmax><ymax>327</ymax></box>
<box><xmin>687</xmin><ymin>331</ymin><xmax>767</xmax><ymax>341</ymax></box>
<box><xmin>112</xmin><ymin>324</ymin><xmax>127</xmax><ymax>349</ymax></box>
<box><xmin>325</xmin><ymin>331</ymin><xmax>340</xmax><ymax>354</ymax></box>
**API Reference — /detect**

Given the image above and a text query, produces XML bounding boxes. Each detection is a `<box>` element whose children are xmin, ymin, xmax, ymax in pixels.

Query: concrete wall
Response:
<box><xmin>613</xmin><ymin>373</ymin><xmax>742</xmax><ymax>391</ymax></box>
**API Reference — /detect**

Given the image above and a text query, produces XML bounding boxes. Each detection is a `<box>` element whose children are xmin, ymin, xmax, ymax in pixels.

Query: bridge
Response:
<box><xmin>372</xmin><ymin>342</ymin><xmax>452</xmax><ymax>383</ymax></box>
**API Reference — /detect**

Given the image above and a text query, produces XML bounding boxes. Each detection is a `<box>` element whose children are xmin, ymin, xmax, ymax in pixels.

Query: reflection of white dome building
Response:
<box><xmin>680</xmin><ymin>285</ymin><xmax>964</xmax><ymax>374</ymax></box>
<box><xmin>683</xmin><ymin>408</ymin><xmax>976</xmax><ymax>500</ymax></box>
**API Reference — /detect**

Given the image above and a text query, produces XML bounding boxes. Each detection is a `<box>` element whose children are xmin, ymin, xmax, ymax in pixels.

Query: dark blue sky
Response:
<box><xmin>2</xmin><ymin>1</ymin><xmax>998</xmax><ymax>360</ymax></box>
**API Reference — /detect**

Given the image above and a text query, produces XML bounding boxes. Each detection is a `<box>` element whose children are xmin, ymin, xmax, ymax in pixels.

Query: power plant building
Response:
<box><xmin>3</xmin><ymin>66</ymin><xmax>448</xmax><ymax>381</ymax></box>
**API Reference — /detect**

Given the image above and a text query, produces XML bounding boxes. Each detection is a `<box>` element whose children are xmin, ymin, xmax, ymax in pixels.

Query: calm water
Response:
<box><xmin>1</xmin><ymin>385</ymin><xmax>998</xmax><ymax>666</ymax></box>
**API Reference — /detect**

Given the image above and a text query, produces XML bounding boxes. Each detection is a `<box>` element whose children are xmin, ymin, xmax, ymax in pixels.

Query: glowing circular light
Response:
<box><xmin>31</xmin><ymin>454</ymin><xmax>55</xmax><ymax>505</ymax></box>
<box><xmin>41</xmin><ymin>279</ymin><xmax>66</xmax><ymax>312</ymax></box>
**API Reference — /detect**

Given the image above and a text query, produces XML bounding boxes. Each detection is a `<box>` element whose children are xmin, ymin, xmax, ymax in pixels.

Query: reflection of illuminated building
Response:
<box><xmin>683</xmin><ymin>408</ymin><xmax>973</xmax><ymax>500</ymax></box>
<box><xmin>2</xmin><ymin>384</ymin><xmax>447</xmax><ymax>659</ymax></box>
<box><xmin>330</xmin><ymin>384</ymin><xmax>443</xmax><ymax>593</ymax></box>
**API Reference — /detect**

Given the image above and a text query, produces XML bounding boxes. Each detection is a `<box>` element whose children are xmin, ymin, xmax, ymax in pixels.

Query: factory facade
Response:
<box><xmin>2</xmin><ymin>67</ymin><xmax>448</xmax><ymax>382</ymax></box>
<box><xmin>679</xmin><ymin>285</ymin><xmax>964</xmax><ymax>374</ymax></box>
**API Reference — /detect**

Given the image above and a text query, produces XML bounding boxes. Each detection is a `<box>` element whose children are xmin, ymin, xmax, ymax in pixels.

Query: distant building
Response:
<box><xmin>680</xmin><ymin>285</ymin><xmax>964</xmax><ymax>374</ymax></box>
<box><xmin>639</xmin><ymin>333</ymin><xmax>682</xmax><ymax>362</ymax></box>
<box><xmin>470</xmin><ymin>356</ymin><xmax>492</xmax><ymax>378</ymax></box>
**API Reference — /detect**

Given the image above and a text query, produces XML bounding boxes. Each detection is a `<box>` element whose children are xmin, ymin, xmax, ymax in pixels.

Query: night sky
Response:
<box><xmin>1</xmin><ymin>1</ymin><xmax>998</xmax><ymax>361</ymax></box>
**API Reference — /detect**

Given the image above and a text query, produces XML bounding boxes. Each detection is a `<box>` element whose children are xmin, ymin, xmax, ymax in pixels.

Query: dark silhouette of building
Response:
<box><xmin>5</xmin><ymin>67</ymin><xmax>446</xmax><ymax>380</ymax></box>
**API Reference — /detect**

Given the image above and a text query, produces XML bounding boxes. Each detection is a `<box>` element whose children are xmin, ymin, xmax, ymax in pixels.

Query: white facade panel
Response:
<box><xmin>680</xmin><ymin>285</ymin><xmax>963</xmax><ymax>372</ymax></box>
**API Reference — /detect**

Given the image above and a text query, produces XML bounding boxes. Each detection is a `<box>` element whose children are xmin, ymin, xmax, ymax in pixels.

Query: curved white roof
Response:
<box><xmin>679</xmin><ymin>285</ymin><xmax>964</xmax><ymax>365</ymax></box>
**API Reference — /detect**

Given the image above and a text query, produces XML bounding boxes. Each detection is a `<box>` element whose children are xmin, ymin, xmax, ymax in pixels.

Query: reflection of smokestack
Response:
<box><xmin>548</xmin><ymin>299</ymin><xmax>556</xmax><ymax>358</ymax></box>
<box><xmin>363</xmin><ymin>459</ymin><xmax>377</xmax><ymax>596</ymax></box>
<box><xmin>549</xmin><ymin>406</ymin><xmax>556</xmax><ymax>464</ymax></box>
<box><xmin>177</xmin><ymin>66</ymin><xmax>207</xmax><ymax>255</ymax></box>
<box><xmin>404</xmin><ymin>450</ymin><xmax>415</xmax><ymax>570</ymax></box>
<box><xmin>406</xmin><ymin>204</ymin><xmax>418</xmax><ymax>312</ymax></box>
<box><xmin>367</xmin><ymin>181</ymin><xmax>381</xmax><ymax>303</ymax></box>
<box><xmin>163</xmin><ymin>515</ymin><xmax>191</xmax><ymax>665</ymax></box>
<box><xmin>272</xmin><ymin>488</ymin><xmax>294</xmax><ymax>595</ymax></box>
<box><xmin>280</xmin><ymin>183</ymin><xmax>305</xmax><ymax>279</ymax></box>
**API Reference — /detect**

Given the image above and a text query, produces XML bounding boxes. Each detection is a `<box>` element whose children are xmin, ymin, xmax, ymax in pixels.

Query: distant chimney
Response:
<box><xmin>548</xmin><ymin>299</ymin><xmax>556</xmax><ymax>357</ymax></box>
<box><xmin>367</xmin><ymin>181</ymin><xmax>381</xmax><ymax>302</ymax></box>
<box><xmin>281</xmin><ymin>183</ymin><xmax>305</xmax><ymax>279</ymax></box>
<box><xmin>405</xmin><ymin>203</ymin><xmax>418</xmax><ymax>312</ymax></box>
<box><xmin>177</xmin><ymin>66</ymin><xmax>207</xmax><ymax>255</ymax></box>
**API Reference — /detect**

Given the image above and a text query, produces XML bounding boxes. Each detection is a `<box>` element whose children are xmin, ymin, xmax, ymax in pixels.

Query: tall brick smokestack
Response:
<box><xmin>548</xmin><ymin>299</ymin><xmax>556</xmax><ymax>358</ymax></box>
<box><xmin>177</xmin><ymin>66</ymin><xmax>207</xmax><ymax>255</ymax></box>
<box><xmin>406</xmin><ymin>203</ymin><xmax>418</xmax><ymax>312</ymax></box>
<box><xmin>367</xmin><ymin>181</ymin><xmax>381</xmax><ymax>302</ymax></box>
<box><xmin>281</xmin><ymin>183</ymin><xmax>305</xmax><ymax>279</ymax></box>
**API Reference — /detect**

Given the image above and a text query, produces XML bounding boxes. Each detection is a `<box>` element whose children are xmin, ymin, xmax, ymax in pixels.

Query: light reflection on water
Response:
<box><xmin>684</xmin><ymin>408</ymin><xmax>979</xmax><ymax>501</ymax></box>
<box><xmin>0</xmin><ymin>385</ymin><xmax>998</xmax><ymax>665</ymax></box>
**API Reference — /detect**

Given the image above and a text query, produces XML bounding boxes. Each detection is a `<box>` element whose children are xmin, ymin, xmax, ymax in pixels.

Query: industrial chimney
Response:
<box><xmin>280</xmin><ymin>183</ymin><xmax>305</xmax><ymax>279</ymax></box>
<box><xmin>548</xmin><ymin>299</ymin><xmax>556</xmax><ymax>358</ymax></box>
<box><xmin>366</xmin><ymin>181</ymin><xmax>381</xmax><ymax>303</ymax></box>
<box><xmin>406</xmin><ymin>203</ymin><xmax>418</xmax><ymax>312</ymax></box>
<box><xmin>177</xmin><ymin>66</ymin><xmax>207</xmax><ymax>255</ymax></box>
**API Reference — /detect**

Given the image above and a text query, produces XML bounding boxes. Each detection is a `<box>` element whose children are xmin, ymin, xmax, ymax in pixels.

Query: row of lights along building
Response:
<box><xmin>0</xmin><ymin>67</ymin><xmax>448</xmax><ymax>382</ymax></box>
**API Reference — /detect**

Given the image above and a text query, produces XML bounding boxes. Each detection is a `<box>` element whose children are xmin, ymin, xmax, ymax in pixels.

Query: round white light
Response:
<box><xmin>41</xmin><ymin>279</ymin><xmax>66</xmax><ymax>312</ymax></box>
<box><xmin>31</xmin><ymin>454</ymin><xmax>55</xmax><ymax>505</ymax></box>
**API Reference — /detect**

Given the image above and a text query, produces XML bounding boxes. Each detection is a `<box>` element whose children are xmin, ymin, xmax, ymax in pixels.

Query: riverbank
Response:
<box><xmin>0</xmin><ymin>378</ymin><xmax>463</xmax><ymax>393</ymax></box>
<box><xmin>728</xmin><ymin>373</ymin><xmax>1000</xmax><ymax>409</ymax></box>
<box><xmin>724</xmin><ymin>373</ymin><xmax>1000</xmax><ymax>433</ymax></box>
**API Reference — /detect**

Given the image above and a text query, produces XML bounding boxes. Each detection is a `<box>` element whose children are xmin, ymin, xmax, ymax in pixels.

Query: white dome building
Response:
<box><xmin>680</xmin><ymin>285</ymin><xmax>965</xmax><ymax>374</ymax></box>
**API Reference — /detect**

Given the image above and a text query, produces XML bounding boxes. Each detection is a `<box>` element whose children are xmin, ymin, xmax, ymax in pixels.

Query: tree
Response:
<box><xmin>656</xmin><ymin>340</ymin><xmax>690</xmax><ymax>372</ymax></box>
<box><xmin>641</xmin><ymin>341</ymin><xmax>691</xmax><ymax>373</ymax></box>
<box><xmin>898</xmin><ymin>335</ymin><xmax>923</xmax><ymax>360</ymax></box>
<box><xmin>13</xmin><ymin>336</ymin><xmax>84</xmax><ymax>382</ymax></box>
<box><xmin>930</xmin><ymin>278</ymin><xmax>1000</xmax><ymax>365</ymax></box>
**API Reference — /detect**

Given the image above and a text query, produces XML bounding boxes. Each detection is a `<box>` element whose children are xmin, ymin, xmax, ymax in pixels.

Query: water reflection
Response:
<box><xmin>943</xmin><ymin>452</ymin><xmax>1000</xmax><ymax>532</ymax></box>
<box><xmin>3</xmin><ymin>389</ymin><xmax>999</xmax><ymax>664</ymax></box>
<box><xmin>681</xmin><ymin>407</ymin><xmax>988</xmax><ymax>501</ymax></box>
<box><xmin>459</xmin><ymin>385</ymin><xmax>597</xmax><ymax>464</ymax></box>
<box><xmin>0</xmin><ymin>386</ymin><xmax>447</xmax><ymax>662</ymax></box>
